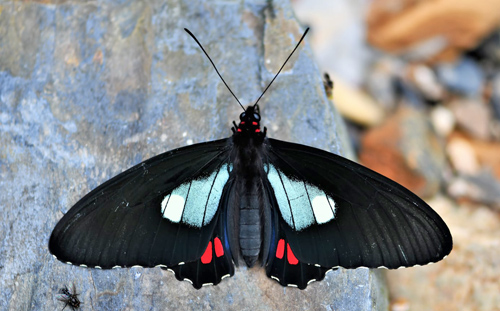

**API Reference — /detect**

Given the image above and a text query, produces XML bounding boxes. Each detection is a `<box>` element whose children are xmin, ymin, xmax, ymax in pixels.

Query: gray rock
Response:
<box><xmin>292</xmin><ymin>0</ymin><xmax>373</xmax><ymax>87</ymax></box>
<box><xmin>490</xmin><ymin>73</ymin><xmax>500</xmax><ymax>121</ymax></box>
<box><xmin>448</xmin><ymin>171</ymin><xmax>500</xmax><ymax>207</ymax></box>
<box><xmin>0</xmin><ymin>1</ymin><xmax>387</xmax><ymax>310</ymax></box>
<box><xmin>436</xmin><ymin>57</ymin><xmax>484</xmax><ymax>97</ymax></box>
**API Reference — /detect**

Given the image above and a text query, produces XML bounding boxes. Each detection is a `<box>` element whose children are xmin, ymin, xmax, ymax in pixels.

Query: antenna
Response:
<box><xmin>253</xmin><ymin>28</ymin><xmax>309</xmax><ymax>107</ymax></box>
<box><xmin>184</xmin><ymin>28</ymin><xmax>245</xmax><ymax>111</ymax></box>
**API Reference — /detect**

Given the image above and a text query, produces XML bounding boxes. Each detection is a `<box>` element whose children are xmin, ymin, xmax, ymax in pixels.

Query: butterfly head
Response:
<box><xmin>232</xmin><ymin>104</ymin><xmax>267</xmax><ymax>138</ymax></box>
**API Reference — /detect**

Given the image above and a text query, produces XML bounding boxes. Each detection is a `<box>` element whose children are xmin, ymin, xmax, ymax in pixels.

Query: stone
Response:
<box><xmin>490</xmin><ymin>73</ymin><xmax>500</xmax><ymax>121</ymax></box>
<box><xmin>365</xmin><ymin>56</ymin><xmax>403</xmax><ymax>110</ymax></box>
<box><xmin>446</xmin><ymin>135</ymin><xmax>480</xmax><ymax>175</ymax></box>
<box><xmin>430</xmin><ymin>105</ymin><xmax>456</xmax><ymax>137</ymax></box>
<box><xmin>449</xmin><ymin>98</ymin><xmax>492</xmax><ymax>140</ymax></box>
<box><xmin>451</xmin><ymin>132</ymin><xmax>500</xmax><ymax>180</ymax></box>
<box><xmin>436</xmin><ymin>57</ymin><xmax>484</xmax><ymax>97</ymax></box>
<box><xmin>359</xmin><ymin>106</ymin><xmax>446</xmax><ymax>197</ymax></box>
<box><xmin>329</xmin><ymin>77</ymin><xmax>385</xmax><ymax>127</ymax></box>
<box><xmin>367</xmin><ymin>0</ymin><xmax>500</xmax><ymax>62</ymax></box>
<box><xmin>407</xmin><ymin>64</ymin><xmax>445</xmax><ymax>101</ymax></box>
<box><xmin>448</xmin><ymin>172</ymin><xmax>500</xmax><ymax>207</ymax></box>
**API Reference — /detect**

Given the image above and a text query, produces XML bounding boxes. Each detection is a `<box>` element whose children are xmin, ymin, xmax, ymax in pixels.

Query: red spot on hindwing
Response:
<box><xmin>276</xmin><ymin>239</ymin><xmax>285</xmax><ymax>259</ymax></box>
<box><xmin>287</xmin><ymin>244</ymin><xmax>299</xmax><ymax>265</ymax></box>
<box><xmin>214</xmin><ymin>237</ymin><xmax>224</xmax><ymax>257</ymax></box>
<box><xmin>201</xmin><ymin>241</ymin><xmax>213</xmax><ymax>264</ymax></box>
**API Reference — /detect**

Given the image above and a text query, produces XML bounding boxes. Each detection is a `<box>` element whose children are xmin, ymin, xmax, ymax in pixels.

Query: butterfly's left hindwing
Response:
<box><xmin>49</xmin><ymin>139</ymin><xmax>233</xmax><ymax>269</ymax></box>
<box><xmin>165</xmin><ymin>179</ymin><xmax>236</xmax><ymax>288</ymax></box>
<box><xmin>263</xmin><ymin>138</ymin><xmax>452</xmax><ymax>271</ymax></box>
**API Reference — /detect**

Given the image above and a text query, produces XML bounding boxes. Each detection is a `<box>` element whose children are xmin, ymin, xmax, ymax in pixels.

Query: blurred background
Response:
<box><xmin>291</xmin><ymin>0</ymin><xmax>500</xmax><ymax>310</ymax></box>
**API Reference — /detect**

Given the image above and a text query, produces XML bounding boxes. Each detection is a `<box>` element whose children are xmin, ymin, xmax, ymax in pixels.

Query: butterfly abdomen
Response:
<box><xmin>239</xmin><ymin>189</ymin><xmax>262</xmax><ymax>267</ymax></box>
<box><xmin>231</xmin><ymin>159</ymin><xmax>266</xmax><ymax>267</ymax></box>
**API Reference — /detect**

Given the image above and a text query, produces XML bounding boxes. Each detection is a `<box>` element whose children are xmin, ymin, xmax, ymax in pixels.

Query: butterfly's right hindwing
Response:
<box><xmin>49</xmin><ymin>139</ymin><xmax>233</xmax><ymax>269</ymax></box>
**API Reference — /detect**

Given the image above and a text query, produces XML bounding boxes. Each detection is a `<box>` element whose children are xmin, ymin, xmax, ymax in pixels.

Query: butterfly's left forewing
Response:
<box><xmin>262</xmin><ymin>138</ymin><xmax>452</xmax><ymax>283</ymax></box>
<box><xmin>49</xmin><ymin>139</ymin><xmax>234</xmax><ymax>269</ymax></box>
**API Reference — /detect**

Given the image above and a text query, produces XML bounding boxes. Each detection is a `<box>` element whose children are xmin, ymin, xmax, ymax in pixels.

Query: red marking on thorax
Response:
<box><xmin>287</xmin><ymin>244</ymin><xmax>299</xmax><ymax>265</ymax></box>
<box><xmin>255</xmin><ymin>129</ymin><xmax>260</xmax><ymax>133</ymax></box>
<box><xmin>252</xmin><ymin>121</ymin><xmax>258</xmax><ymax>126</ymax></box>
<box><xmin>214</xmin><ymin>237</ymin><xmax>224</xmax><ymax>257</ymax></box>
<box><xmin>276</xmin><ymin>239</ymin><xmax>285</xmax><ymax>259</ymax></box>
<box><xmin>201</xmin><ymin>241</ymin><xmax>213</xmax><ymax>264</ymax></box>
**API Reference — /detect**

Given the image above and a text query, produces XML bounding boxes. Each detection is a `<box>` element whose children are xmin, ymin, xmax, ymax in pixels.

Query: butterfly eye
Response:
<box><xmin>253</xmin><ymin>113</ymin><xmax>260</xmax><ymax>121</ymax></box>
<box><xmin>240</xmin><ymin>112</ymin><xmax>246</xmax><ymax>120</ymax></box>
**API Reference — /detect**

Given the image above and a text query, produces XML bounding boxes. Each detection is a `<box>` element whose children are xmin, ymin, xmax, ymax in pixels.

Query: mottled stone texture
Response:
<box><xmin>0</xmin><ymin>1</ymin><xmax>387</xmax><ymax>310</ymax></box>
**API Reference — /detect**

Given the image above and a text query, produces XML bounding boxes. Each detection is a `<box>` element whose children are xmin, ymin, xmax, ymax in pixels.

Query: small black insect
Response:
<box><xmin>57</xmin><ymin>284</ymin><xmax>81</xmax><ymax>311</ymax></box>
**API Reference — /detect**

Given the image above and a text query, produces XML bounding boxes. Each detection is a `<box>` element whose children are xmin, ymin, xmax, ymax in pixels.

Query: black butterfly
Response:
<box><xmin>49</xmin><ymin>28</ymin><xmax>452</xmax><ymax>289</ymax></box>
<box><xmin>57</xmin><ymin>284</ymin><xmax>81</xmax><ymax>310</ymax></box>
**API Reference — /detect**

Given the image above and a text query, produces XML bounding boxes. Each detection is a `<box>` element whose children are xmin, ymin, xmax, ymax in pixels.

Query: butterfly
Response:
<box><xmin>49</xmin><ymin>28</ymin><xmax>452</xmax><ymax>289</ymax></box>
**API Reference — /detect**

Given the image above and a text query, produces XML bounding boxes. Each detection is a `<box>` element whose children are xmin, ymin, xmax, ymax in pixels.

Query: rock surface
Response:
<box><xmin>0</xmin><ymin>0</ymin><xmax>387</xmax><ymax>310</ymax></box>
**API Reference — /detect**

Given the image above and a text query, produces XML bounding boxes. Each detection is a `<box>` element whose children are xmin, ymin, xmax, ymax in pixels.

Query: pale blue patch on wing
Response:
<box><xmin>205</xmin><ymin>163</ymin><xmax>230</xmax><ymax>225</ymax></box>
<box><xmin>267</xmin><ymin>164</ymin><xmax>336</xmax><ymax>230</ymax></box>
<box><xmin>181</xmin><ymin>172</ymin><xmax>218</xmax><ymax>227</ymax></box>
<box><xmin>267</xmin><ymin>164</ymin><xmax>315</xmax><ymax>230</ymax></box>
<box><xmin>161</xmin><ymin>164</ymin><xmax>231</xmax><ymax>228</ymax></box>
<box><xmin>267</xmin><ymin>165</ymin><xmax>293</xmax><ymax>226</ymax></box>
<box><xmin>280</xmin><ymin>174</ymin><xmax>315</xmax><ymax>230</ymax></box>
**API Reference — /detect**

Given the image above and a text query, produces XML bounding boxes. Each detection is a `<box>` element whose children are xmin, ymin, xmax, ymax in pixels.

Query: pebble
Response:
<box><xmin>446</xmin><ymin>136</ymin><xmax>479</xmax><ymax>175</ymax></box>
<box><xmin>393</xmin><ymin>78</ymin><xmax>425</xmax><ymax>108</ymax></box>
<box><xmin>448</xmin><ymin>172</ymin><xmax>500</xmax><ymax>207</ymax></box>
<box><xmin>436</xmin><ymin>57</ymin><xmax>484</xmax><ymax>97</ymax></box>
<box><xmin>449</xmin><ymin>98</ymin><xmax>491</xmax><ymax>140</ymax></box>
<box><xmin>459</xmin><ymin>133</ymin><xmax>500</xmax><ymax>180</ymax></box>
<box><xmin>490</xmin><ymin>73</ymin><xmax>500</xmax><ymax>120</ymax></box>
<box><xmin>330</xmin><ymin>77</ymin><xmax>385</xmax><ymax>127</ymax></box>
<box><xmin>407</xmin><ymin>64</ymin><xmax>444</xmax><ymax>101</ymax></box>
<box><xmin>365</xmin><ymin>57</ymin><xmax>401</xmax><ymax>110</ymax></box>
<box><xmin>430</xmin><ymin>105</ymin><xmax>455</xmax><ymax>137</ymax></box>
<box><xmin>467</xmin><ymin>29</ymin><xmax>500</xmax><ymax>68</ymax></box>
